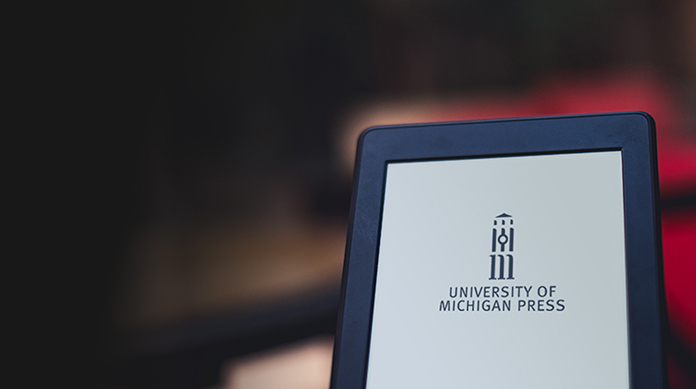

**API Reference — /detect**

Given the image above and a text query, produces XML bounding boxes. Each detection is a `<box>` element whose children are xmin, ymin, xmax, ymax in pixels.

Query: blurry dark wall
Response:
<box><xmin>110</xmin><ymin>0</ymin><xmax>672</xmax><ymax>225</ymax></box>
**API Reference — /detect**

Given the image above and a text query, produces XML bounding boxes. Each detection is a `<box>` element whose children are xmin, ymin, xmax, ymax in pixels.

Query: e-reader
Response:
<box><xmin>330</xmin><ymin>112</ymin><xmax>667</xmax><ymax>389</ymax></box>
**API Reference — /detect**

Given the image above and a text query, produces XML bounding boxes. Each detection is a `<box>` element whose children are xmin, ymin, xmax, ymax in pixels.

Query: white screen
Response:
<box><xmin>366</xmin><ymin>151</ymin><xmax>629</xmax><ymax>389</ymax></box>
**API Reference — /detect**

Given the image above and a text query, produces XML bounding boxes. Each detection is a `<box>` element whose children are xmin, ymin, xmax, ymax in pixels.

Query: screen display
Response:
<box><xmin>366</xmin><ymin>151</ymin><xmax>629</xmax><ymax>389</ymax></box>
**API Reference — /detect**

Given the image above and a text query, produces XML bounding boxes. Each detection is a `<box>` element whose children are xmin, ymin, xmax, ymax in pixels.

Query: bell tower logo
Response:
<box><xmin>489</xmin><ymin>213</ymin><xmax>514</xmax><ymax>280</ymax></box>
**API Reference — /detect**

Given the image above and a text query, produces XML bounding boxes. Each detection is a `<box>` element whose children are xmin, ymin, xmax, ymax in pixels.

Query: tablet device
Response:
<box><xmin>330</xmin><ymin>112</ymin><xmax>666</xmax><ymax>389</ymax></box>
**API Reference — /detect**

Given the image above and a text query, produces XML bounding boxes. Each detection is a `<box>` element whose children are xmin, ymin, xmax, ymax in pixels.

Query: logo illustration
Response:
<box><xmin>489</xmin><ymin>213</ymin><xmax>514</xmax><ymax>280</ymax></box>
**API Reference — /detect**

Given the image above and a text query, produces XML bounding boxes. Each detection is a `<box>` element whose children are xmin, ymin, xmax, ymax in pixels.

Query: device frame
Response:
<box><xmin>330</xmin><ymin>112</ymin><xmax>666</xmax><ymax>389</ymax></box>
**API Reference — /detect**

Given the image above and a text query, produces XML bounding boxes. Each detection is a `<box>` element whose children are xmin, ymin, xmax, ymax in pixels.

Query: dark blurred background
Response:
<box><xmin>67</xmin><ymin>0</ymin><xmax>696</xmax><ymax>388</ymax></box>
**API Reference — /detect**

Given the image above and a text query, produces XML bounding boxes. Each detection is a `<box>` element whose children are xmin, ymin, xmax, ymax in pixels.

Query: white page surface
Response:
<box><xmin>366</xmin><ymin>151</ymin><xmax>629</xmax><ymax>389</ymax></box>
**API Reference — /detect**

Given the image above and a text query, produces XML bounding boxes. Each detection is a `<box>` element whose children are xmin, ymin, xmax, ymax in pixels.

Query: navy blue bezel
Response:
<box><xmin>330</xmin><ymin>112</ymin><xmax>666</xmax><ymax>389</ymax></box>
